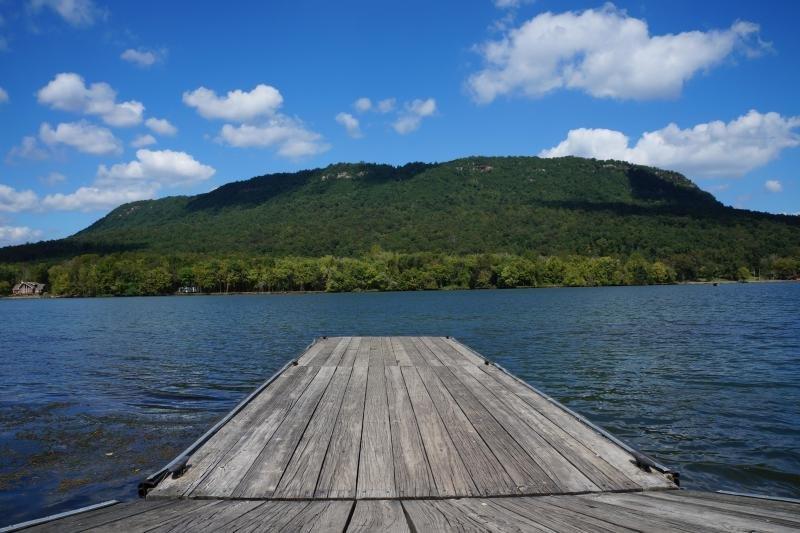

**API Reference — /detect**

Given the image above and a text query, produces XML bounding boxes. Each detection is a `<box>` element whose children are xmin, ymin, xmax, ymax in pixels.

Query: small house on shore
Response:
<box><xmin>12</xmin><ymin>281</ymin><xmax>46</xmax><ymax>296</ymax></box>
<box><xmin>177</xmin><ymin>286</ymin><xmax>200</xmax><ymax>294</ymax></box>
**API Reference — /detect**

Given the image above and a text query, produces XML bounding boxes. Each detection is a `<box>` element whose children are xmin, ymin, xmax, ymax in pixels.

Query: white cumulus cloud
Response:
<box><xmin>0</xmin><ymin>87</ymin><xmax>8</xmax><ymax>103</ymax></box>
<box><xmin>6</xmin><ymin>136</ymin><xmax>49</xmax><ymax>162</ymax></box>
<box><xmin>468</xmin><ymin>5</ymin><xmax>767</xmax><ymax>103</ymax></box>
<box><xmin>0</xmin><ymin>184</ymin><xmax>38</xmax><ymax>212</ymax></box>
<box><xmin>0</xmin><ymin>225</ymin><xmax>42</xmax><ymax>245</ymax></box>
<box><xmin>335</xmin><ymin>112</ymin><xmax>362</xmax><ymax>138</ymax></box>
<box><xmin>392</xmin><ymin>98</ymin><xmax>437</xmax><ymax>134</ymax></box>
<box><xmin>377</xmin><ymin>98</ymin><xmax>396</xmax><ymax>113</ymax></box>
<box><xmin>131</xmin><ymin>133</ymin><xmax>156</xmax><ymax>148</ymax></box>
<box><xmin>539</xmin><ymin>110</ymin><xmax>800</xmax><ymax>178</ymax></box>
<box><xmin>96</xmin><ymin>149</ymin><xmax>215</xmax><ymax>187</ymax></box>
<box><xmin>39</xmin><ymin>120</ymin><xmax>122</xmax><ymax>155</ymax></box>
<box><xmin>121</xmin><ymin>48</ymin><xmax>165</xmax><ymax>67</ymax></box>
<box><xmin>219</xmin><ymin>118</ymin><xmax>329</xmax><ymax>158</ymax></box>
<box><xmin>37</xmin><ymin>72</ymin><xmax>144</xmax><ymax>127</ymax></box>
<box><xmin>42</xmin><ymin>184</ymin><xmax>158</xmax><ymax>212</ymax></box>
<box><xmin>765</xmin><ymin>180</ymin><xmax>783</xmax><ymax>193</ymax></box>
<box><xmin>42</xmin><ymin>149</ymin><xmax>216</xmax><ymax>212</ymax></box>
<box><xmin>354</xmin><ymin>97</ymin><xmax>372</xmax><ymax>113</ymax></box>
<box><xmin>354</xmin><ymin>97</ymin><xmax>395</xmax><ymax>114</ymax></box>
<box><xmin>183</xmin><ymin>84</ymin><xmax>283</xmax><ymax>122</ymax></box>
<box><xmin>145</xmin><ymin>117</ymin><xmax>177</xmax><ymax>136</ymax></box>
<box><xmin>40</xmin><ymin>171</ymin><xmax>66</xmax><ymax>186</ymax></box>
<box><xmin>28</xmin><ymin>0</ymin><xmax>103</xmax><ymax>27</ymax></box>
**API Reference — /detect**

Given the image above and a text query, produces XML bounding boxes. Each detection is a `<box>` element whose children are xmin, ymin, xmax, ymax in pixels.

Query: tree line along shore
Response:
<box><xmin>1</xmin><ymin>250</ymin><xmax>798</xmax><ymax>297</ymax></box>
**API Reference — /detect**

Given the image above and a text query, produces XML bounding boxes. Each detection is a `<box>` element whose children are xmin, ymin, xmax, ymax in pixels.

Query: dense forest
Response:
<box><xmin>1</xmin><ymin>250</ymin><xmax>796</xmax><ymax>297</ymax></box>
<box><xmin>1</xmin><ymin>156</ymin><xmax>798</xmax><ymax>296</ymax></box>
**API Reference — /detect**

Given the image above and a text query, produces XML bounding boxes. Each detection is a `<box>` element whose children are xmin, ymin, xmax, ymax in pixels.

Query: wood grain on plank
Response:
<box><xmin>231</xmin><ymin>366</ymin><xmax>337</xmax><ymax>498</ymax></box>
<box><xmin>348</xmin><ymin>500</ymin><xmax>410</xmax><ymax>533</ymax></box>
<box><xmin>430</xmin><ymin>365</ymin><xmax>563</xmax><ymax>495</ymax></box>
<box><xmin>153</xmin><ymin>365</ymin><xmax>318</xmax><ymax>498</ymax></box>
<box><xmin>481</xmin><ymin>363</ymin><xmax>674</xmax><ymax>490</ymax></box>
<box><xmin>297</xmin><ymin>338</ymin><xmax>335</xmax><ymax>365</ymax></box>
<box><xmin>353</xmin><ymin>337</ymin><xmax>371</xmax><ymax>367</ymax></box>
<box><xmin>586</xmin><ymin>492</ymin><xmax>800</xmax><ymax>533</ymax></box>
<box><xmin>225</xmin><ymin>501</ymin><xmax>313</xmax><ymax>533</ymax></box>
<box><xmin>385</xmin><ymin>365</ymin><xmax>436</xmax><ymax>497</ymax></box>
<box><xmin>402</xmin><ymin>500</ymin><xmax>493</xmax><ymax>532</ymax></box>
<box><xmin>145</xmin><ymin>500</ymin><xmax>264</xmax><ymax>533</ymax></box>
<box><xmin>545</xmin><ymin>494</ymin><xmax>701</xmax><ymax>532</ymax></box>
<box><xmin>390</xmin><ymin>337</ymin><xmax>413</xmax><ymax>366</ymax></box>
<box><xmin>419</xmin><ymin>336</ymin><xmax>460</xmax><ymax>366</ymax></box>
<box><xmin>464</xmin><ymin>363</ymin><xmax>637</xmax><ymax>492</ymax></box>
<box><xmin>441</xmin><ymin>337</ymin><xmax>487</xmax><ymax>365</ymax></box>
<box><xmin>30</xmin><ymin>501</ymin><xmax>175</xmax><ymax>533</ymax></box>
<box><xmin>397</xmin><ymin>337</ymin><xmax>429</xmax><ymax>367</ymax></box>
<box><xmin>410</xmin><ymin>336</ymin><xmax>444</xmax><ymax>366</ymax></box>
<box><xmin>315</xmin><ymin>365</ymin><xmax>368</xmax><ymax>498</ymax></box>
<box><xmin>449</xmin><ymin>364</ymin><xmax>597</xmax><ymax>493</ymax></box>
<box><xmin>323</xmin><ymin>337</ymin><xmax>352</xmax><ymax>366</ymax></box>
<box><xmin>83</xmin><ymin>500</ymin><xmax>219</xmax><ymax>532</ymax></box>
<box><xmin>400</xmin><ymin>366</ymin><xmax>476</xmax><ymax>497</ymax></box>
<box><xmin>641</xmin><ymin>491</ymin><xmax>800</xmax><ymax>529</ymax></box>
<box><xmin>338</xmin><ymin>336</ymin><xmax>361</xmax><ymax>367</ymax></box>
<box><xmin>278</xmin><ymin>501</ymin><xmax>353</xmax><ymax>533</ymax></box>
<box><xmin>357</xmin><ymin>359</ymin><xmax>396</xmax><ymax>498</ymax></box>
<box><xmin>273</xmin><ymin>365</ymin><xmax>353</xmax><ymax>498</ymax></box>
<box><xmin>415</xmin><ymin>364</ymin><xmax>518</xmax><ymax>496</ymax></box>
<box><xmin>450</xmin><ymin>498</ymin><xmax>557</xmax><ymax>532</ymax></box>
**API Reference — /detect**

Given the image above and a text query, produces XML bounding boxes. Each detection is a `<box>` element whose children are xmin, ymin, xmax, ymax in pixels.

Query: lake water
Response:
<box><xmin>1</xmin><ymin>283</ymin><xmax>799</xmax><ymax>526</ymax></box>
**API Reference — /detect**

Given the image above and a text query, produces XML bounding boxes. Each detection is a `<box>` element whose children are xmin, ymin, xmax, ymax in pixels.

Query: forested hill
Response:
<box><xmin>2</xmin><ymin>156</ymin><xmax>799</xmax><ymax>271</ymax></box>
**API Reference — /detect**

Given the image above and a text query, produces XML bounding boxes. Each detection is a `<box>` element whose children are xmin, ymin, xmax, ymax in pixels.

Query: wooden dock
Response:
<box><xmin>5</xmin><ymin>336</ymin><xmax>800</xmax><ymax>532</ymax></box>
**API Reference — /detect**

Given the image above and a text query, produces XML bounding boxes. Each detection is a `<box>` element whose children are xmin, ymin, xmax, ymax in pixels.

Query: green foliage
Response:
<box><xmin>0</xmin><ymin>156</ymin><xmax>798</xmax><ymax>292</ymax></box>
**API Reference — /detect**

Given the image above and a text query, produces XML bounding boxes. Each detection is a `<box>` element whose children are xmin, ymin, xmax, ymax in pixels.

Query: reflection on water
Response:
<box><xmin>1</xmin><ymin>283</ymin><xmax>798</xmax><ymax>525</ymax></box>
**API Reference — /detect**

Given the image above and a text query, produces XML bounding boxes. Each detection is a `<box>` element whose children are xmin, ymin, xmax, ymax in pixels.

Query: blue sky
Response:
<box><xmin>1</xmin><ymin>0</ymin><xmax>798</xmax><ymax>245</ymax></box>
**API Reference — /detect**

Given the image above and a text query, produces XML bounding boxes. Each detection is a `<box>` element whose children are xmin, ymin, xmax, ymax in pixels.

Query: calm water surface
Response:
<box><xmin>1</xmin><ymin>283</ymin><xmax>799</xmax><ymax>525</ymax></box>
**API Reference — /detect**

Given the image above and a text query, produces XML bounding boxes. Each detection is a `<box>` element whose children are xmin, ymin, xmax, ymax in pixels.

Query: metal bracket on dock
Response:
<box><xmin>137</xmin><ymin>338</ymin><xmax>320</xmax><ymax>497</ymax></box>
<box><xmin>450</xmin><ymin>337</ymin><xmax>680</xmax><ymax>486</ymax></box>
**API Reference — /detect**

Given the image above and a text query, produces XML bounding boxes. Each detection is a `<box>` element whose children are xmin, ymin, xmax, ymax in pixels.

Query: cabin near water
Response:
<box><xmin>11</xmin><ymin>281</ymin><xmax>45</xmax><ymax>296</ymax></box>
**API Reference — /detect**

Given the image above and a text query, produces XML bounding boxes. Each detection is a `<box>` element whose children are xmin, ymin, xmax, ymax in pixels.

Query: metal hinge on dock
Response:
<box><xmin>138</xmin><ymin>455</ymin><xmax>189</xmax><ymax>497</ymax></box>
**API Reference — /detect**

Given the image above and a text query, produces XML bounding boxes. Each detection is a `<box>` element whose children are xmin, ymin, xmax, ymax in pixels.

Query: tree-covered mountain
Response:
<box><xmin>3</xmin><ymin>156</ymin><xmax>798</xmax><ymax>269</ymax></box>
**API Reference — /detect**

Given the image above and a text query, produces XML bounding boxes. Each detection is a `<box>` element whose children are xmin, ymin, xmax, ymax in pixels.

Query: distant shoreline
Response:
<box><xmin>2</xmin><ymin>278</ymin><xmax>796</xmax><ymax>300</ymax></box>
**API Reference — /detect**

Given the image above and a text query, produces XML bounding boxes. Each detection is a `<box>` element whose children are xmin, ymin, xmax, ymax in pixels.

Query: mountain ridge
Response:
<box><xmin>1</xmin><ymin>156</ymin><xmax>798</xmax><ymax>271</ymax></box>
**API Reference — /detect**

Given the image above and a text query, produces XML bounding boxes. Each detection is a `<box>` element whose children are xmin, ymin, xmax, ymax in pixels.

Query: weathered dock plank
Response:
<box><xmin>315</xmin><ymin>365</ymin><xmax>368</xmax><ymax>499</ymax></box>
<box><xmin>348</xmin><ymin>500</ymin><xmax>410</xmax><ymax>533</ymax></box>
<box><xmin>148</xmin><ymin>336</ymin><xmax>674</xmax><ymax>500</ymax></box>
<box><xmin>10</xmin><ymin>335</ymin><xmax>800</xmax><ymax>532</ymax></box>
<box><xmin>20</xmin><ymin>492</ymin><xmax>800</xmax><ymax>532</ymax></box>
<box><xmin>357</xmin><ymin>352</ymin><xmax>396</xmax><ymax>498</ymax></box>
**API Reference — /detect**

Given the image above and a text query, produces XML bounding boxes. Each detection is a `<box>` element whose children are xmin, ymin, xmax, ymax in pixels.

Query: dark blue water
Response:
<box><xmin>1</xmin><ymin>283</ymin><xmax>799</xmax><ymax>526</ymax></box>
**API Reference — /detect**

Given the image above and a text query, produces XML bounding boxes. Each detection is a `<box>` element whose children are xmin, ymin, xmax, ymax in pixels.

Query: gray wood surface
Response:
<box><xmin>146</xmin><ymin>336</ymin><xmax>676</xmax><ymax>502</ymax></box>
<box><xmin>448</xmin><ymin>364</ymin><xmax>597</xmax><ymax>494</ymax></box>
<box><xmin>315</xmin><ymin>365</ymin><xmax>368</xmax><ymax>498</ymax></box>
<box><xmin>430</xmin><ymin>364</ymin><xmax>562</xmax><ymax>494</ymax></box>
<box><xmin>347</xmin><ymin>500</ymin><xmax>410</xmax><ymax>533</ymax></box>
<box><xmin>463</xmin><ymin>363</ymin><xmax>637</xmax><ymax>492</ymax></box>
<box><xmin>480</xmin><ymin>363</ymin><xmax>673</xmax><ymax>490</ymax></box>
<box><xmin>385</xmin><ymin>365</ymin><xmax>436</xmax><ymax>497</ymax></box>
<box><xmin>401</xmin><ymin>365</ymin><xmax>476</xmax><ymax>497</ymax></box>
<box><xmin>357</xmin><ymin>355</ymin><xmax>396</xmax><ymax>498</ymax></box>
<box><xmin>274</xmin><ymin>365</ymin><xmax>353</xmax><ymax>498</ymax></box>
<box><xmin>22</xmin><ymin>490</ymin><xmax>800</xmax><ymax>532</ymax></box>
<box><xmin>152</xmin><ymin>365</ymin><xmax>319</xmax><ymax>498</ymax></box>
<box><xmin>232</xmin><ymin>366</ymin><xmax>336</xmax><ymax>498</ymax></box>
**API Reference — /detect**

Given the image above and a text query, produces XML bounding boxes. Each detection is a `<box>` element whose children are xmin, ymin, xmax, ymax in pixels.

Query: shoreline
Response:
<box><xmin>2</xmin><ymin>278</ymin><xmax>796</xmax><ymax>300</ymax></box>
